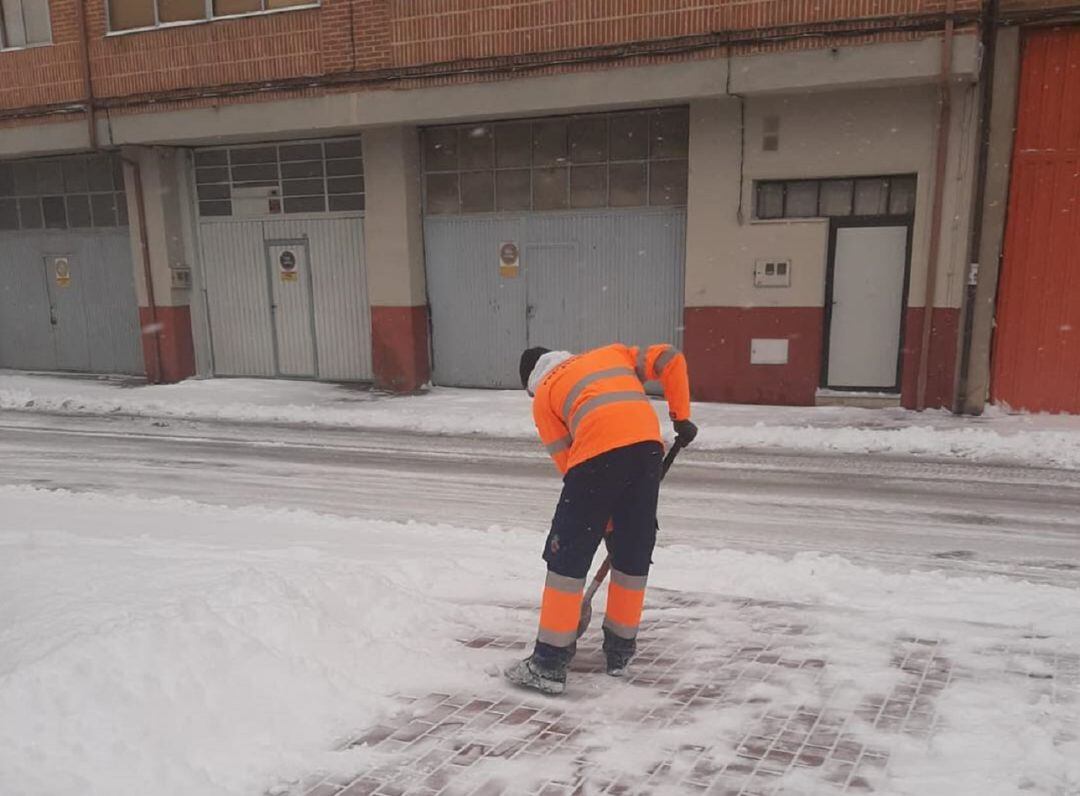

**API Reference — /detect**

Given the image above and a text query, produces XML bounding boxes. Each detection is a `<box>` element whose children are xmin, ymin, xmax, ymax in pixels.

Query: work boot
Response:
<box><xmin>602</xmin><ymin>627</ymin><xmax>637</xmax><ymax>677</ymax></box>
<box><xmin>504</xmin><ymin>655</ymin><xmax>567</xmax><ymax>695</ymax></box>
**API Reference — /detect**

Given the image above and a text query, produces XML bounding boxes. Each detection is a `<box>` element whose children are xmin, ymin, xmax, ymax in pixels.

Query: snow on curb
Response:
<box><xmin>5</xmin><ymin>372</ymin><xmax>1080</xmax><ymax>469</ymax></box>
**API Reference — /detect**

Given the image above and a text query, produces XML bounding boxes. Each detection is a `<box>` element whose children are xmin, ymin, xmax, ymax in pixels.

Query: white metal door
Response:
<box><xmin>826</xmin><ymin>225</ymin><xmax>908</xmax><ymax>390</ymax></box>
<box><xmin>266</xmin><ymin>240</ymin><xmax>317</xmax><ymax>377</ymax></box>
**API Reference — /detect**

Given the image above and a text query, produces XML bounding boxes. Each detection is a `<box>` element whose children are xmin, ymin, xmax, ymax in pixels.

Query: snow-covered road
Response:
<box><xmin>2</xmin><ymin>410</ymin><xmax>1078</xmax><ymax>585</ymax></box>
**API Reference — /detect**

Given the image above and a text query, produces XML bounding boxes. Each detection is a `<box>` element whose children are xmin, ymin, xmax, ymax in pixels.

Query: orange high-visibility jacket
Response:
<box><xmin>532</xmin><ymin>343</ymin><xmax>691</xmax><ymax>473</ymax></box>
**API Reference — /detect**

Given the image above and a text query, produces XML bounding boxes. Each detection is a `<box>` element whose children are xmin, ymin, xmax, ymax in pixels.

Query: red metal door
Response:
<box><xmin>993</xmin><ymin>27</ymin><xmax>1080</xmax><ymax>412</ymax></box>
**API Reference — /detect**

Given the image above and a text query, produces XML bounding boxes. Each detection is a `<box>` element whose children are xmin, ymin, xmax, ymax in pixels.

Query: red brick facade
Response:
<box><xmin>2</xmin><ymin>0</ymin><xmax>996</xmax><ymax>123</ymax></box>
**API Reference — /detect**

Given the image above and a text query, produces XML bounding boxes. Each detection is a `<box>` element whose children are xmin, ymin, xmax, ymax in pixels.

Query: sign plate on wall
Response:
<box><xmin>279</xmin><ymin>250</ymin><xmax>298</xmax><ymax>283</ymax></box>
<box><xmin>499</xmin><ymin>242</ymin><xmax>519</xmax><ymax>278</ymax></box>
<box><xmin>53</xmin><ymin>257</ymin><xmax>71</xmax><ymax>288</ymax></box>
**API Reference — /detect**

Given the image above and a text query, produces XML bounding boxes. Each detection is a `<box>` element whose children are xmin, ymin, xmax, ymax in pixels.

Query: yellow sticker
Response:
<box><xmin>55</xmin><ymin>258</ymin><xmax>71</xmax><ymax>287</ymax></box>
<box><xmin>280</xmin><ymin>271</ymin><xmax>298</xmax><ymax>283</ymax></box>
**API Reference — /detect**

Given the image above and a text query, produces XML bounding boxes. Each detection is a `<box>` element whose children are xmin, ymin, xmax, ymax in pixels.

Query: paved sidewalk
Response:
<box><xmin>280</xmin><ymin>591</ymin><xmax>1079</xmax><ymax>796</ymax></box>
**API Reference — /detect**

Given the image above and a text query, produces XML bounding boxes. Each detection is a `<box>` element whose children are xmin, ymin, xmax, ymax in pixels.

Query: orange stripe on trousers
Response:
<box><xmin>539</xmin><ymin>586</ymin><xmax>583</xmax><ymax>634</ymax></box>
<box><xmin>606</xmin><ymin>581</ymin><xmax>646</xmax><ymax>628</ymax></box>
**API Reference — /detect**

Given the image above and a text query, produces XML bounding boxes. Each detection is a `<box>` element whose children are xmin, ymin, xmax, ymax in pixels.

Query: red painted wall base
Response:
<box><xmin>683</xmin><ymin>306</ymin><xmax>959</xmax><ymax>409</ymax></box>
<box><xmin>138</xmin><ymin>305</ymin><xmax>196</xmax><ymax>384</ymax></box>
<box><xmin>371</xmin><ymin>305</ymin><xmax>431</xmax><ymax>392</ymax></box>
<box><xmin>899</xmin><ymin>307</ymin><xmax>959</xmax><ymax>411</ymax></box>
<box><xmin>684</xmin><ymin>307</ymin><xmax>824</xmax><ymax>405</ymax></box>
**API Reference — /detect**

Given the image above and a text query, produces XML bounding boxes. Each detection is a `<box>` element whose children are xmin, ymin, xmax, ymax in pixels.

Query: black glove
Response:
<box><xmin>673</xmin><ymin>419</ymin><xmax>698</xmax><ymax>446</ymax></box>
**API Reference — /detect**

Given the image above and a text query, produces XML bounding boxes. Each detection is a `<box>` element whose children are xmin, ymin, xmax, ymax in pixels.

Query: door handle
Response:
<box><xmin>49</xmin><ymin>309</ymin><xmax>58</xmax><ymax>326</ymax></box>
<box><xmin>526</xmin><ymin>304</ymin><xmax>535</xmax><ymax>320</ymax></box>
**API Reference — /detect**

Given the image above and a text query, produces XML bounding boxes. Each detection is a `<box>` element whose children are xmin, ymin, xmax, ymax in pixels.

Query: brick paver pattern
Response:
<box><xmin>282</xmin><ymin>590</ymin><xmax>1079</xmax><ymax>796</ymax></box>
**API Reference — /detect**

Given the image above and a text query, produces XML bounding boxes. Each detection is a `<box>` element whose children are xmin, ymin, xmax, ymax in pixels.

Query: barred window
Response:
<box><xmin>194</xmin><ymin>138</ymin><xmax>364</xmax><ymax>218</ymax></box>
<box><xmin>107</xmin><ymin>0</ymin><xmax>315</xmax><ymax>32</ymax></box>
<box><xmin>421</xmin><ymin>108</ymin><xmax>690</xmax><ymax>215</ymax></box>
<box><xmin>754</xmin><ymin>175</ymin><xmax>917</xmax><ymax>220</ymax></box>
<box><xmin>0</xmin><ymin>154</ymin><xmax>127</xmax><ymax>231</ymax></box>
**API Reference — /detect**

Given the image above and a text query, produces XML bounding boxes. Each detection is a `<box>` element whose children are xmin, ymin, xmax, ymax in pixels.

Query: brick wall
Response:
<box><xmin>0</xmin><ymin>0</ymin><xmax>1062</xmax><ymax>119</ymax></box>
<box><xmin>0</xmin><ymin>0</ymin><xmax>82</xmax><ymax>110</ymax></box>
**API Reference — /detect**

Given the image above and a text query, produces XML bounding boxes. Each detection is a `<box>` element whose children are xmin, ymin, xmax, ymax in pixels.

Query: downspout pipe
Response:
<box><xmin>124</xmin><ymin>156</ymin><xmax>164</xmax><ymax>384</ymax></box>
<box><xmin>955</xmin><ymin>0</ymin><xmax>1000</xmax><ymax>412</ymax></box>
<box><xmin>75</xmin><ymin>0</ymin><xmax>97</xmax><ymax>150</ymax></box>
<box><xmin>916</xmin><ymin>0</ymin><xmax>956</xmax><ymax>411</ymax></box>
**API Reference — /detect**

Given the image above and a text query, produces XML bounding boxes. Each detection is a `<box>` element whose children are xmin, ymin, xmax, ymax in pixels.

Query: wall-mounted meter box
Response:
<box><xmin>754</xmin><ymin>258</ymin><xmax>791</xmax><ymax>288</ymax></box>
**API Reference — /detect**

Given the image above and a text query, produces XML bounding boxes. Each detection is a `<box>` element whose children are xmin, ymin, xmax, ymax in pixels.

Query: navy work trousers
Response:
<box><xmin>542</xmin><ymin>440</ymin><xmax>664</xmax><ymax>580</ymax></box>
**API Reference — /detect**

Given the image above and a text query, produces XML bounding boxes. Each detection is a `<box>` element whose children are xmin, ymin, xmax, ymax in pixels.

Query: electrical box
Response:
<box><xmin>170</xmin><ymin>267</ymin><xmax>192</xmax><ymax>290</ymax></box>
<box><xmin>754</xmin><ymin>259</ymin><xmax>791</xmax><ymax>287</ymax></box>
<box><xmin>751</xmin><ymin>338</ymin><xmax>789</xmax><ymax>365</ymax></box>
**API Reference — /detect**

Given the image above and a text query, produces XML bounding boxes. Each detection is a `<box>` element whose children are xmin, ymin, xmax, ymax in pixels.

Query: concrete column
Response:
<box><xmin>361</xmin><ymin>125</ymin><xmax>430</xmax><ymax>391</ymax></box>
<box><xmin>960</xmin><ymin>27</ymin><xmax>1021</xmax><ymax>414</ymax></box>
<box><xmin>121</xmin><ymin>146</ymin><xmax>197</xmax><ymax>383</ymax></box>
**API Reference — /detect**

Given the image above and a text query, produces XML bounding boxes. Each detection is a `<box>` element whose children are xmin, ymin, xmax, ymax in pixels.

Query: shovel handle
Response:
<box><xmin>660</xmin><ymin>436</ymin><xmax>687</xmax><ymax>480</ymax></box>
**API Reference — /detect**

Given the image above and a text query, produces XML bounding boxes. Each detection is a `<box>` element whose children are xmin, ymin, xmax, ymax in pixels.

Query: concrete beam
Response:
<box><xmin>82</xmin><ymin>33</ymin><xmax>977</xmax><ymax>149</ymax></box>
<box><xmin>0</xmin><ymin>118</ymin><xmax>89</xmax><ymax>158</ymax></box>
<box><xmin>728</xmin><ymin>34</ymin><xmax>980</xmax><ymax>95</ymax></box>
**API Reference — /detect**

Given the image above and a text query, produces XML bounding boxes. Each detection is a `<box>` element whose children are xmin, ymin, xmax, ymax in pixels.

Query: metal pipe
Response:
<box><xmin>954</xmin><ymin>0</ymin><xmax>1000</xmax><ymax>413</ymax></box>
<box><xmin>915</xmin><ymin>0</ymin><xmax>956</xmax><ymax>411</ymax></box>
<box><xmin>75</xmin><ymin>0</ymin><xmax>98</xmax><ymax>150</ymax></box>
<box><xmin>124</xmin><ymin>155</ymin><xmax>164</xmax><ymax>384</ymax></box>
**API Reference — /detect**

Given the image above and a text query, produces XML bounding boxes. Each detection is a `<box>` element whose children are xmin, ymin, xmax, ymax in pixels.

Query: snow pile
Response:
<box><xmin>0</xmin><ymin>490</ymin><xmax>516</xmax><ymax>796</ymax></box>
<box><xmin>6</xmin><ymin>370</ymin><xmax>1080</xmax><ymax>469</ymax></box>
<box><xmin>2</xmin><ymin>486</ymin><xmax>1079</xmax><ymax>795</ymax></box>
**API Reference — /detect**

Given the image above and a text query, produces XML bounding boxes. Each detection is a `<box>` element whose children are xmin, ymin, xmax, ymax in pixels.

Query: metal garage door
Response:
<box><xmin>422</xmin><ymin>108</ymin><xmax>689</xmax><ymax>388</ymax></box>
<box><xmin>0</xmin><ymin>154</ymin><xmax>143</xmax><ymax>374</ymax></box>
<box><xmin>993</xmin><ymin>28</ymin><xmax>1080</xmax><ymax>412</ymax></box>
<box><xmin>194</xmin><ymin>138</ymin><xmax>372</xmax><ymax>380</ymax></box>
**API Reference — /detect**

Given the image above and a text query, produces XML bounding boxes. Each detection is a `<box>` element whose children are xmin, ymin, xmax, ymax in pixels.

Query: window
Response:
<box><xmin>194</xmin><ymin>137</ymin><xmax>363</xmax><ymax>218</ymax></box>
<box><xmin>754</xmin><ymin>175</ymin><xmax>917</xmax><ymax>220</ymax></box>
<box><xmin>0</xmin><ymin>0</ymin><xmax>52</xmax><ymax>49</ymax></box>
<box><xmin>107</xmin><ymin>0</ymin><xmax>314</xmax><ymax>32</ymax></box>
<box><xmin>0</xmin><ymin>154</ymin><xmax>127</xmax><ymax>231</ymax></box>
<box><xmin>421</xmin><ymin>108</ymin><xmax>689</xmax><ymax>215</ymax></box>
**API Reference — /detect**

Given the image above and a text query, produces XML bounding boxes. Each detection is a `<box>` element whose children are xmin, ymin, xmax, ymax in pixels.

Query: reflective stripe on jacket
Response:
<box><xmin>532</xmin><ymin>343</ymin><xmax>691</xmax><ymax>473</ymax></box>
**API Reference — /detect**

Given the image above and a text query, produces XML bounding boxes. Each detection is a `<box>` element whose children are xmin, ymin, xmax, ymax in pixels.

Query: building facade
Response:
<box><xmin>2</xmin><ymin>0</ymin><xmax>1079</xmax><ymax>410</ymax></box>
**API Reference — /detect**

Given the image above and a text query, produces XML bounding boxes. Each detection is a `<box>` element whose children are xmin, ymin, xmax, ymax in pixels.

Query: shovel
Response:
<box><xmin>576</xmin><ymin>437</ymin><xmax>687</xmax><ymax>638</ymax></box>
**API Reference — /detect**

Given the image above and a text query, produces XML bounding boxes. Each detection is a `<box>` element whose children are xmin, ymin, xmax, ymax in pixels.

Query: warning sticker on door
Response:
<box><xmin>499</xmin><ymin>242</ymin><xmax>519</xmax><ymax>278</ymax></box>
<box><xmin>279</xmin><ymin>250</ymin><xmax>298</xmax><ymax>283</ymax></box>
<box><xmin>54</xmin><ymin>257</ymin><xmax>71</xmax><ymax>288</ymax></box>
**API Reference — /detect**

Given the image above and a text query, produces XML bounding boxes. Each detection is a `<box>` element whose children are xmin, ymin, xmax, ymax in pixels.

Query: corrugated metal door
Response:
<box><xmin>0</xmin><ymin>230</ymin><xmax>142</xmax><ymax>374</ymax></box>
<box><xmin>993</xmin><ymin>27</ymin><xmax>1080</xmax><ymax>412</ymax></box>
<box><xmin>0</xmin><ymin>154</ymin><xmax>142</xmax><ymax>375</ymax></box>
<box><xmin>199</xmin><ymin>220</ymin><xmax>275</xmax><ymax>376</ymax></box>
<box><xmin>424</xmin><ymin>216</ymin><xmax>527</xmax><ymax>388</ymax></box>
<box><xmin>422</xmin><ymin>109</ymin><xmax>689</xmax><ymax>388</ymax></box>
<box><xmin>194</xmin><ymin>139</ymin><xmax>371</xmax><ymax>381</ymax></box>
<box><xmin>200</xmin><ymin>217</ymin><xmax>372</xmax><ymax>380</ymax></box>
<box><xmin>42</xmin><ymin>254</ymin><xmax>91</xmax><ymax>371</ymax></box>
<box><xmin>426</xmin><ymin>209</ymin><xmax>686</xmax><ymax>388</ymax></box>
